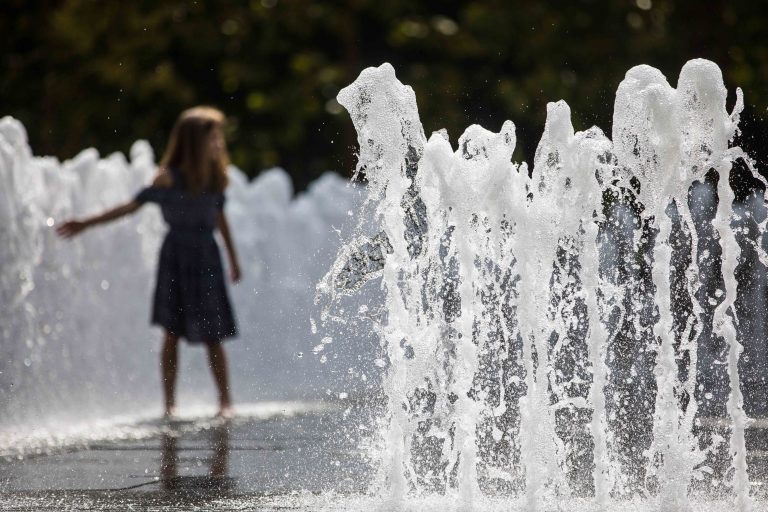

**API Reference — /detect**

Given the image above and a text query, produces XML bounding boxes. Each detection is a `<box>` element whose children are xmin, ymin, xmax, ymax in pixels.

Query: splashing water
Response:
<box><xmin>318</xmin><ymin>60</ymin><xmax>768</xmax><ymax>509</ymax></box>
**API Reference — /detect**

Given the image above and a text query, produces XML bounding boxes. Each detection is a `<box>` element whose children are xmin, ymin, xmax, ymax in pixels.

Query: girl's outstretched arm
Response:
<box><xmin>56</xmin><ymin>201</ymin><xmax>141</xmax><ymax>238</ymax></box>
<box><xmin>217</xmin><ymin>211</ymin><xmax>242</xmax><ymax>283</ymax></box>
<box><xmin>57</xmin><ymin>171</ymin><xmax>170</xmax><ymax>239</ymax></box>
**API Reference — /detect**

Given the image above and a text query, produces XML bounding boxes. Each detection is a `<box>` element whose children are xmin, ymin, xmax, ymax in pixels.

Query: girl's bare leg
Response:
<box><xmin>207</xmin><ymin>343</ymin><xmax>232</xmax><ymax>416</ymax></box>
<box><xmin>161</xmin><ymin>331</ymin><xmax>180</xmax><ymax>416</ymax></box>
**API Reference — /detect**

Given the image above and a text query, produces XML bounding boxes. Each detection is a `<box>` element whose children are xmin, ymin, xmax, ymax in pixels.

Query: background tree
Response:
<box><xmin>2</xmin><ymin>0</ymin><xmax>766</xmax><ymax>191</ymax></box>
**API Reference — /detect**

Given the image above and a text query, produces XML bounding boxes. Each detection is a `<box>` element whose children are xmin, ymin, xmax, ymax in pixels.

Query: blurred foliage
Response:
<box><xmin>2</xmin><ymin>0</ymin><xmax>767</xmax><ymax>191</ymax></box>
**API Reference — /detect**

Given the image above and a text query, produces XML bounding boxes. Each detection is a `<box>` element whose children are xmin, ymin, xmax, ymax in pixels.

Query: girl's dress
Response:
<box><xmin>134</xmin><ymin>167</ymin><xmax>237</xmax><ymax>343</ymax></box>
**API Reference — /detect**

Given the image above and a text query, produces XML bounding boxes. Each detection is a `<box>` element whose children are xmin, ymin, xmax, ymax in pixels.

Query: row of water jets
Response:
<box><xmin>319</xmin><ymin>60</ymin><xmax>768</xmax><ymax>510</ymax></box>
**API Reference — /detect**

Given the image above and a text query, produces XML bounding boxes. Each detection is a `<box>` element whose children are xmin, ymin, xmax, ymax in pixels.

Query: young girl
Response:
<box><xmin>57</xmin><ymin>106</ymin><xmax>241</xmax><ymax>418</ymax></box>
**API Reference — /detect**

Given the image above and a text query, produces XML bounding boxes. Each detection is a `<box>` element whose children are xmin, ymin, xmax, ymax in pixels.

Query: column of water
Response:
<box><xmin>713</xmin><ymin>159</ymin><xmax>753</xmax><ymax>511</ymax></box>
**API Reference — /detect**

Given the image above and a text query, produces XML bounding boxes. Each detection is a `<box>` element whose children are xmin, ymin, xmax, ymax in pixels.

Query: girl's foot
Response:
<box><xmin>216</xmin><ymin>404</ymin><xmax>234</xmax><ymax>419</ymax></box>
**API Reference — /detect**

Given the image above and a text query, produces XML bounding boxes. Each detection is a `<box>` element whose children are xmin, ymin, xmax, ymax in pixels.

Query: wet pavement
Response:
<box><xmin>0</xmin><ymin>404</ymin><xmax>375</xmax><ymax>511</ymax></box>
<box><xmin>3</xmin><ymin>408</ymin><xmax>768</xmax><ymax>511</ymax></box>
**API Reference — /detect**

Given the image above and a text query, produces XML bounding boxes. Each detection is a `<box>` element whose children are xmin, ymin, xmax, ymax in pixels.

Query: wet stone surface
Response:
<box><xmin>3</xmin><ymin>409</ymin><xmax>768</xmax><ymax>510</ymax></box>
<box><xmin>0</xmin><ymin>408</ymin><xmax>374</xmax><ymax>511</ymax></box>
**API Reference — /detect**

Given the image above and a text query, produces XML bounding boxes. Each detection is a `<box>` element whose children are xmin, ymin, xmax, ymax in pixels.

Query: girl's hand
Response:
<box><xmin>55</xmin><ymin>202</ymin><xmax>139</xmax><ymax>239</ymax></box>
<box><xmin>230</xmin><ymin>262</ymin><xmax>242</xmax><ymax>283</ymax></box>
<box><xmin>56</xmin><ymin>220</ymin><xmax>89</xmax><ymax>238</ymax></box>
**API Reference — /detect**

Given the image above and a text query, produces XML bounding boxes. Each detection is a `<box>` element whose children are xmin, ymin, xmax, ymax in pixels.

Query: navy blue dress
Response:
<box><xmin>134</xmin><ymin>168</ymin><xmax>237</xmax><ymax>344</ymax></box>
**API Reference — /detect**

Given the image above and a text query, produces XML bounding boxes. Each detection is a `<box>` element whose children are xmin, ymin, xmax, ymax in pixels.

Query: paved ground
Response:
<box><xmin>0</xmin><ymin>407</ymin><xmax>374</xmax><ymax>511</ymax></box>
<box><xmin>2</xmin><ymin>410</ymin><xmax>768</xmax><ymax>511</ymax></box>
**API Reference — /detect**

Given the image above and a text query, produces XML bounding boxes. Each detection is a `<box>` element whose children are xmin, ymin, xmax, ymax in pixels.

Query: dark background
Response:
<box><xmin>2</xmin><ymin>0</ymin><xmax>767</xmax><ymax>191</ymax></box>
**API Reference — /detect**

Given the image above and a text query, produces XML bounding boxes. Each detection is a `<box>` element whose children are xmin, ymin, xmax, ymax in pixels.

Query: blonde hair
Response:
<box><xmin>160</xmin><ymin>106</ymin><xmax>229</xmax><ymax>194</ymax></box>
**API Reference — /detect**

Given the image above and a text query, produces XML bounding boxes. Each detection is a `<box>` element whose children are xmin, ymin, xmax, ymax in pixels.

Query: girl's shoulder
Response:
<box><xmin>152</xmin><ymin>168</ymin><xmax>175</xmax><ymax>188</ymax></box>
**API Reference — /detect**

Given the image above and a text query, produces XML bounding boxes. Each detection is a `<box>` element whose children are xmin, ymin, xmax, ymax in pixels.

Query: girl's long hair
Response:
<box><xmin>160</xmin><ymin>106</ymin><xmax>229</xmax><ymax>194</ymax></box>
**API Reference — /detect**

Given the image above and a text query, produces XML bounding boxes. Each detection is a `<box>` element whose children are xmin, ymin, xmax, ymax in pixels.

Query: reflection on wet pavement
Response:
<box><xmin>159</xmin><ymin>423</ymin><xmax>235</xmax><ymax>495</ymax></box>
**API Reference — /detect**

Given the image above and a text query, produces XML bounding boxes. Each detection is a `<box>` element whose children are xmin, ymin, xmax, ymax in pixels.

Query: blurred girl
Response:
<box><xmin>58</xmin><ymin>107</ymin><xmax>241</xmax><ymax>418</ymax></box>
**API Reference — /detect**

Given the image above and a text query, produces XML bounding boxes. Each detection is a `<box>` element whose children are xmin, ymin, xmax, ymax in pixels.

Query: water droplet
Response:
<box><xmin>296</xmin><ymin>351</ymin><xmax>304</xmax><ymax>358</ymax></box>
<box><xmin>46</xmin><ymin>217</ymin><xmax>54</xmax><ymax>227</ymax></box>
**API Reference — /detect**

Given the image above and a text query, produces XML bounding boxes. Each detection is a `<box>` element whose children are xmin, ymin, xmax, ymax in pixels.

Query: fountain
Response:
<box><xmin>2</xmin><ymin>58</ymin><xmax>768</xmax><ymax>511</ymax></box>
<box><xmin>317</xmin><ymin>60</ymin><xmax>768</xmax><ymax>510</ymax></box>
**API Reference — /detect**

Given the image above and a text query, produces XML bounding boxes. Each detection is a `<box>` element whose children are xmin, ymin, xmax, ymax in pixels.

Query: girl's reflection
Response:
<box><xmin>160</xmin><ymin>424</ymin><xmax>233</xmax><ymax>493</ymax></box>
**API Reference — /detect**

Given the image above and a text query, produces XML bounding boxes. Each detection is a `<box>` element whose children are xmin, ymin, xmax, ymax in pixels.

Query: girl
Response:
<box><xmin>58</xmin><ymin>106</ymin><xmax>241</xmax><ymax>418</ymax></box>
